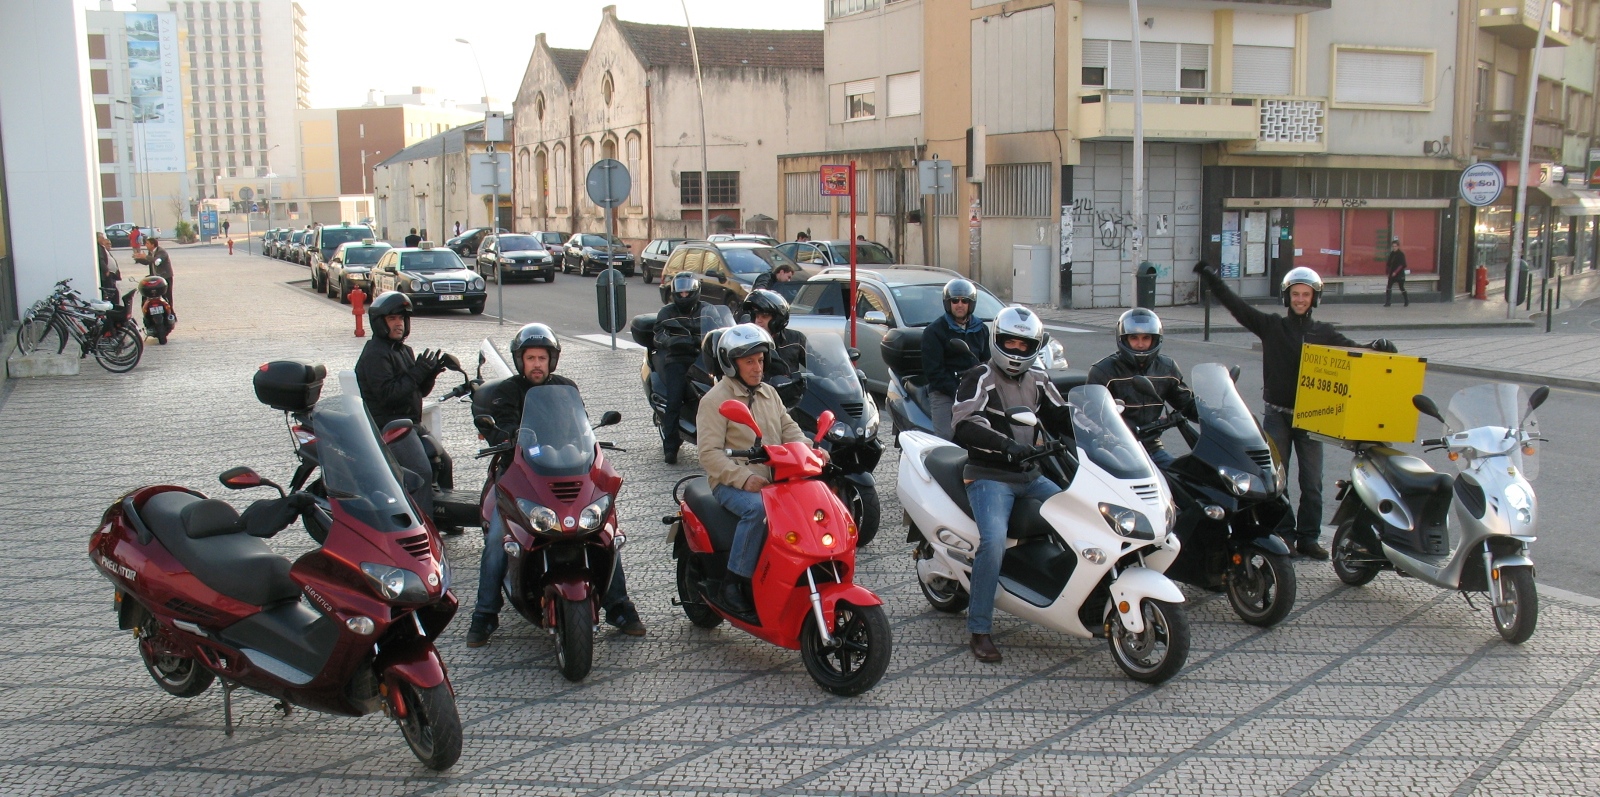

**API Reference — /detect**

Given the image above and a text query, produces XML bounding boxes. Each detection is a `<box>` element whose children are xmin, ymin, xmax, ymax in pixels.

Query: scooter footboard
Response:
<box><xmin>1108</xmin><ymin>568</ymin><xmax>1185</xmax><ymax>634</ymax></box>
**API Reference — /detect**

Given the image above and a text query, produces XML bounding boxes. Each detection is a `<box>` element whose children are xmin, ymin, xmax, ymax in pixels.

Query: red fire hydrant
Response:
<box><xmin>350</xmin><ymin>286</ymin><xmax>367</xmax><ymax>337</ymax></box>
<box><xmin>1474</xmin><ymin>264</ymin><xmax>1489</xmax><ymax>300</ymax></box>
<box><xmin>226</xmin><ymin>238</ymin><xmax>234</xmax><ymax>255</ymax></box>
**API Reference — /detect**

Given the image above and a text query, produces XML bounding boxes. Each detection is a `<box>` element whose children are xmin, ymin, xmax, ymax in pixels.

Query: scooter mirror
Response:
<box><xmin>1228</xmin><ymin>365</ymin><xmax>1241</xmax><ymax>383</ymax></box>
<box><xmin>381</xmin><ymin>418</ymin><xmax>415</xmax><ymax>444</ymax></box>
<box><xmin>1528</xmin><ymin>385</ymin><xmax>1550</xmax><ymax>413</ymax></box>
<box><xmin>815</xmin><ymin>410</ymin><xmax>835</xmax><ymax>444</ymax></box>
<box><xmin>596</xmin><ymin>410</ymin><xmax>622</xmax><ymax>428</ymax></box>
<box><xmin>847</xmin><ymin>346</ymin><xmax>861</xmax><ymax>362</ymax></box>
<box><xmin>946</xmin><ymin>339</ymin><xmax>973</xmax><ymax>358</ymax></box>
<box><xmin>220</xmin><ymin>466</ymin><xmax>263</xmax><ymax>489</ymax></box>
<box><xmin>1131</xmin><ymin>375</ymin><xmax>1160</xmax><ymax>398</ymax></box>
<box><xmin>718</xmin><ymin>399</ymin><xmax>763</xmax><ymax>439</ymax></box>
<box><xmin>1412</xmin><ymin>394</ymin><xmax>1445</xmax><ymax>423</ymax></box>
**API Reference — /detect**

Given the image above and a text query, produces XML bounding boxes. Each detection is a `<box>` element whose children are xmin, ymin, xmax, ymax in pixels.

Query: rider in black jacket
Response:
<box><xmin>1195</xmin><ymin>262</ymin><xmax>1397</xmax><ymax>559</ymax></box>
<box><xmin>1087</xmin><ymin>308</ymin><xmax>1197</xmax><ymax>467</ymax></box>
<box><xmin>653</xmin><ymin>272</ymin><xmax>707</xmax><ymax>463</ymax></box>
<box><xmin>464</xmin><ymin>323</ymin><xmax>646</xmax><ymax>647</ymax></box>
<box><xmin>921</xmin><ymin>278</ymin><xmax>991</xmax><ymax>439</ymax></box>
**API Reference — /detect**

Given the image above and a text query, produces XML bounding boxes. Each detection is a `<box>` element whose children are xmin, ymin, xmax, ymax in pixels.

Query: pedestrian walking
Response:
<box><xmin>1385</xmin><ymin>236</ymin><xmax>1409</xmax><ymax>307</ymax></box>
<box><xmin>128</xmin><ymin>225</ymin><xmax>141</xmax><ymax>250</ymax></box>
<box><xmin>222</xmin><ymin>219</ymin><xmax>231</xmax><ymax>236</ymax></box>
<box><xmin>404</xmin><ymin>228</ymin><xmax>421</xmax><ymax>247</ymax></box>
<box><xmin>454</xmin><ymin>221</ymin><xmax>462</xmax><ymax>237</ymax></box>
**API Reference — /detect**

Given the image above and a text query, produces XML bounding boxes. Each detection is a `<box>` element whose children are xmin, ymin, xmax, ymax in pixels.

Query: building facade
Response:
<box><xmin>371</xmin><ymin>118</ymin><xmax>516</xmax><ymax>244</ymax></box>
<box><xmin>510</xmin><ymin>6</ymin><xmax>826</xmax><ymax>245</ymax></box>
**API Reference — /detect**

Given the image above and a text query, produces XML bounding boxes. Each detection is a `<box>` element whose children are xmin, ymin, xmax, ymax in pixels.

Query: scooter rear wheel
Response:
<box><xmin>676</xmin><ymin>553</ymin><xmax>724</xmax><ymax>629</ymax></box>
<box><xmin>1331</xmin><ymin>520</ymin><xmax>1381</xmax><ymax>586</ymax></box>
<box><xmin>1492</xmin><ymin>566</ymin><xmax>1538</xmax><ymax>644</ymax></box>
<box><xmin>554</xmin><ymin>596</ymin><xmax>594</xmax><ymax>681</ymax></box>
<box><xmin>1227</xmin><ymin>548</ymin><xmax>1296</xmax><ymax>628</ymax></box>
<box><xmin>1108</xmin><ymin>599</ymin><xmax>1189</xmax><ymax>684</ymax></box>
<box><xmin>135</xmin><ymin>610</ymin><xmax>213</xmax><ymax>698</ymax></box>
<box><xmin>800</xmin><ymin>602</ymin><xmax>891</xmax><ymax>696</ymax></box>
<box><xmin>394</xmin><ymin>680</ymin><xmax>462</xmax><ymax>771</ymax></box>
<box><xmin>915</xmin><ymin>540</ymin><xmax>969</xmax><ymax>613</ymax></box>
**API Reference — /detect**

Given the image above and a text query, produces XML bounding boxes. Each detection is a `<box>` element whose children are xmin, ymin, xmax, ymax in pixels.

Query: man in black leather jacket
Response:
<box><xmin>1195</xmin><ymin>262</ymin><xmax>1397</xmax><ymax>559</ymax></box>
<box><xmin>653</xmin><ymin>272</ymin><xmax>707</xmax><ymax>463</ymax></box>
<box><xmin>465</xmin><ymin>323</ymin><xmax>646</xmax><ymax>647</ymax></box>
<box><xmin>921</xmin><ymin>278</ymin><xmax>991</xmax><ymax>439</ymax></box>
<box><xmin>1087</xmin><ymin>308</ymin><xmax>1196</xmax><ymax>467</ymax></box>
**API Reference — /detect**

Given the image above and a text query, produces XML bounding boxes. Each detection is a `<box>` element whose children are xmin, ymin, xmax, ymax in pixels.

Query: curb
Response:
<box><xmin>1155</xmin><ymin>320</ymin><xmax>1538</xmax><ymax>335</ymax></box>
<box><xmin>1423</xmin><ymin>361</ymin><xmax>1600</xmax><ymax>394</ymax></box>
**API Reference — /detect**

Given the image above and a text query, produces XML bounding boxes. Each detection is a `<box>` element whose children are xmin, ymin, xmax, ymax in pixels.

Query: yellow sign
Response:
<box><xmin>1293</xmin><ymin>344</ymin><xmax>1428</xmax><ymax>442</ymax></box>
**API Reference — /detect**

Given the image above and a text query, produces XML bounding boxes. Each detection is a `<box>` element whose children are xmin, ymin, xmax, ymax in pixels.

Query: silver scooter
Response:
<box><xmin>1328</xmin><ymin>383</ymin><xmax>1549</xmax><ymax>644</ymax></box>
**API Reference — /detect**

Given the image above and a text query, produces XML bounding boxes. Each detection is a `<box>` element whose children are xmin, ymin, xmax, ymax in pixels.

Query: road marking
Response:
<box><xmin>575</xmin><ymin>333</ymin><xmax>644</xmax><ymax>351</ymax></box>
<box><xmin>1044</xmin><ymin>323</ymin><xmax>1094</xmax><ymax>334</ymax></box>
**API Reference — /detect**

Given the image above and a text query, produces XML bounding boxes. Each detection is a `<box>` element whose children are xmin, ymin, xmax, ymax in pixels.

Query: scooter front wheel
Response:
<box><xmin>1492</xmin><ymin>566</ymin><xmax>1538</xmax><ymax>644</ymax></box>
<box><xmin>393</xmin><ymin>680</ymin><xmax>462</xmax><ymax>771</ymax></box>
<box><xmin>1227</xmin><ymin>548</ymin><xmax>1297</xmax><ymax>628</ymax></box>
<box><xmin>1108</xmin><ymin>599</ymin><xmax>1190</xmax><ymax>684</ymax></box>
<box><xmin>554</xmin><ymin>596</ymin><xmax>594</xmax><ymax>681</ymax></box>
<box><xmin>836</xmin><ymin>481</ymin><xmax>881</xmax><ymax>546</ymax></box>
<box><xmin>800</xmin><ymin>601</ymin><xmax>891</xmax><ymax>696</ymax></box>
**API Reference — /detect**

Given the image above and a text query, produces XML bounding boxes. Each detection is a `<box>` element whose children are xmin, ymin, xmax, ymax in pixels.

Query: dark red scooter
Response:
<box><xmin>669</xmin><ymin>402</ymin><xmax>891</xmax><ymax>696</ymax></box>
<box><xmin>138</xmin><ymin>274</ymin><xmax>174</xmax><ymax>344</ymax></box>
<box><xmin>89</xmin><ymin>372</ymin><xmax>462</xmax><ymax>770</ymax></box>
<box><xmin>475</xmin><ymin>382</ymin><xmax>624</xmax><ymax>682</ymax></box>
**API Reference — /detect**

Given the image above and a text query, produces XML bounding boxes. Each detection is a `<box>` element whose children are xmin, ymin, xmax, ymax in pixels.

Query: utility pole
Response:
<box><xmin>1127</xmin><ymin>0</ymin><xmax>1146</xmax><ymax>308</ymax></box>
<box><xmin>682</xmin><ymin>1</ymin><xmax>710</xmax><ymax>238</ymax></box>
<box><xmin>1508</xmin><ymin>0</ymin><xmax>1552</xmax><ymax>318</ymax></box>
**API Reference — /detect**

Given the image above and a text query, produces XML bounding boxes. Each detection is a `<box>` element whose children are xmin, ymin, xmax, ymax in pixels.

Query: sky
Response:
<box><xmin>299</xmin><ymin>0</ymin><xmax>823</xmax><ymax>109</ymax></box>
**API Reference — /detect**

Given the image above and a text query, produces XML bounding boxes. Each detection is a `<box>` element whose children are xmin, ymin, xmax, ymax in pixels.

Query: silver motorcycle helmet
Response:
<box><xmin>991</xmin><ymin>306</ymin><xmax>1046</xmax><ymax>378</ymax></box>
<box><xmin>1281</xmin><ymin>266</ymin><xmax>1324</xmax><ymax>309</ymax></box>
<box><xmin>715</xmin><ymin>323</ymin><xmax>774</xmax><ymax>383</ymax></box>
<box><xmin>1115</xmin><ymin>308</ymin><xmax>1164</xmax><ymax>367</ymax></box>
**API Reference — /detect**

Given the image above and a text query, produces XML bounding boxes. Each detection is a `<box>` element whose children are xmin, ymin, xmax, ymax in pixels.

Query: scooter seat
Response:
<box><xmin>142</xmin><ymin>491</ymin><xmax>302</xmax><ymax>608</ymax></box>
<box><xmin>681</xmin><ymin>477</ymin><xmax>742</xmax><ymax>552</ymax></box>
<box><xmin>924</xmin><ymin>446</ymin><xmax>973</xmax><ymax>517</ymax></box>
<box><xmin>1370</xmin><ymin>447</ymin><xmax>1454</xmax><ymax>497</ymax></box>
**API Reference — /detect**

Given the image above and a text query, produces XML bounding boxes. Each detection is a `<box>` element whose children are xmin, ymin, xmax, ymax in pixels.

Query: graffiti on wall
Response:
<box><xmin>1068</xmin><ymin>198</ymin><xmax>1142</xmax><ymax>252</ymax></box>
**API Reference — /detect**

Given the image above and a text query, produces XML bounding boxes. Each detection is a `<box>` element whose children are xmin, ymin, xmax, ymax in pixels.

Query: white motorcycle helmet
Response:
<box><xmin>991</xmin><ymin>306</ymin><xmax>1046</xmax><ymax>378</ymax></box>
<box><xmin>715</xmin><ymin>323</ymin><xmax>774</xmax><ymax>383</ymax></box>
<box><xmin>1281</xmin><ymin>266</ymin><xmax>1324</xmax><ymax>308</ymax></box>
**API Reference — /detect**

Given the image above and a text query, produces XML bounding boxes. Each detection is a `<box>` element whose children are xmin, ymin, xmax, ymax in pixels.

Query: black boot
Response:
<box><xmin>464</xmin><ymin>613</ymin><xmax>498</xmax><ymax>648</ymax></box>
<box><xmin>720</xmin><ymin>574</ymin><xmax>755</xmax><ymax>618</ymax></box>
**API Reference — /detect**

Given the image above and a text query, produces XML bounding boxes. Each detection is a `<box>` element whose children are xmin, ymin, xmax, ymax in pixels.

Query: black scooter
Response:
<box><xmin>789</xmin><ymin>331</ymin><xmax>885</xmax><ymax>545</ymax></box>
<box><xmin>1132</xmin><ymin>364</ymin><xmax>1298</xmax><ymax>627</ymax></box>
<box><xmin>633</xmin><ymin>306</ymin><xmax>732</xmax><ymax>449</ymax></box>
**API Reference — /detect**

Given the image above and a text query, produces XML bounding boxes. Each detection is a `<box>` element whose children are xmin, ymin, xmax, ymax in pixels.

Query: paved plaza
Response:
<box><xmin>1</xmin><ymin>249</ymin><xmax>1598</xmax><ymax>795</ymax></box>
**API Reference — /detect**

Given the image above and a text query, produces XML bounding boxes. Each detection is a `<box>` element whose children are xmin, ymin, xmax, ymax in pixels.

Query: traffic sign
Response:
<box><xmin>586</xmin><ymin>159</ymin><xmax>631</xmax><ymax>209</ymax></box>
<box><xmin>1460</xmin><ymin>163</ymin><xmax>1504</xmax><ymax>207</ymax></box>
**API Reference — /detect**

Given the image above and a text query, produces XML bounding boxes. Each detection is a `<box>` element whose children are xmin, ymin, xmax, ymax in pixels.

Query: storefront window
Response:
<box><xmin>1549</xmin><ymin>213</ymin><xmax>1573</xmax><ymax>273</ymax></box>
<box><xmin>1584</xmin><ymin>217</ymin><xmax>1597</xmax><ymax>271</ymax></box>
<box><xmin>1474</xmin><ymin>205</ymin><xmax>1512</xmax><ymax>279</ymax></box>
<box><xmin>1343</xmin><ymin>209</ymin><xmax>1391</xmax><ymax>276</ymax></box>
<box><xmin>1293</xmin><ymin>209</ymin><xmax>1342</xmax><ymax>275</ymax></box>
<box><xmin>1392</xmin><ymin>209</ymin><xmax>1438</xmax><ymax>275</ymax></box>
<box><xmin>1525</xmin><ymin>206</ymin><xmax>1546</xmax><ymax>273</ymax></box>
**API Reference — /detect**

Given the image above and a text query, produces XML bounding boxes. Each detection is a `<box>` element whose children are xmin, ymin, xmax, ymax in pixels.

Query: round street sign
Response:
<box><xmin>238</xmin><ymin>186</ymin><xmax>255</xmax><ymax>200</ymax></box>
<box><xmin>586</xmin><ymin>158</ymin><xmax>631</xmax><ymax>209</ymax></box>
<box><xmin>1460</xmin><ymin>162</ymin><xmax>1504</xmax><ymax>207</ymax></box>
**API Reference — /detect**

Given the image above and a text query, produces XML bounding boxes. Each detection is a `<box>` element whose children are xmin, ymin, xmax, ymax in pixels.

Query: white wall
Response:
<box><xmin>0</xmin><ymin>1</ymin><xmax>100</xmax><ymax>314</ymax></box>
<box><xmin>824</xmin><ymin>0</ymin><xmax>924</xmax><ymax>151</ymax></box>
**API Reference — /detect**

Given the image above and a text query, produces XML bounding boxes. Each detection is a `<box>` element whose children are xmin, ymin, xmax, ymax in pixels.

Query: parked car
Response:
<box><xmin>369</xmin><ymin>243</ymin><xmax>487</xmax><ymax>314</ymax></box>
<box><xmin>105</xmin><ymin>223</ymin><xmax>157</xmax><ymax>249</ymax></box>
<box><xmin>262</xmin><ymin>228</ymin><xmax>284</xmax><ymax>258</ymax></box>
<box><xmin>785</xmin><ymin>265</ymin><xmax>1077</xmax><ymax>398</ymax></box>
<box><xmin>655</xmin><ymin>241</ymin><xmax>813</xmax><ymax>309</ymax></box>
<box><xmin>529</xmin><ymin>230</ymin><xmax>570</xmax><ymax>250</ymax></box>
<box><xmin>562</xmin><ymin>233</ymin><xmax>635</xmax><ymax>276</ymax></box>
<box><xmin>639</xmin><ymin>237</ymin><xmax>691</xmax><ymax>283</ymax></box>
<box><xmin>325</xmin><ymin>239</ymin><xmax>393</xmax><ymax>303</ymax></box>
<box><xmin>476</xmin><ymin>233</ymin><xmax>557</xmax><ymax>283</ymax></box>
<box><xmin>286</xmin><ymin>230</ymin><xmax>311</xmax><ymax>264</ymax></box>
<box><xmin>309</xmin><ymin>223</ymin><xmax>377</xmax><ymax>293</ymax></box>
<box><xmin>708</xmin><ymin>233</ymin><xmax>780</xmax><ymax>247</ymax></box>
<box><xmin>776</xmin><ymin>239</ymin><xmax>896</xmax><ymax>269</ymax></box>
<box><xmin>445</xmin><ymin>226</ymin><xmax>507</xmax><ymax>257</ymax></box>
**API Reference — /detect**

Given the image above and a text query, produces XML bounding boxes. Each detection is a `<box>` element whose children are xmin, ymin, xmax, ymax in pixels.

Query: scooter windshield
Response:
<box><xmin>804</xmin><ymin>331</ymin><xmax>858</xmax><ymax>386</ymax></box>
<box><xmin>1445</xmin><ymin>383</ymin><xmax>1540</xmax><ymax>479</ymax></box>
<box><xmin>1190</xmin><ymin>363</ymin><xmax>1275</xmax><ymax>473</ymax></box>
<box><xmin>517</xmin><ymin>384</ymin><xmax>597</xmax><ymax>477</ymax></box>
<box><xmin>1068</xmin><ymin>383</ymin><xmax>1155</xmax><ymax>480</ymax></box>
<box><xmin>696</xmin><ymin>304</ymin><xmax>737</xmax><ymax>374</ymax></box>
<box><xmin>313</xmin><ymin>391</ymin><xmax>417</xmax><ymax>533</ymax></box>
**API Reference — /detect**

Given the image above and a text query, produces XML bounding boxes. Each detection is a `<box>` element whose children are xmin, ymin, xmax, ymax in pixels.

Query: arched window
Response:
<box><xmin>580</xmin><ymin>139</ymin><xmax>595</xmax><ymax>206</ymax></box>
<box><xmin>534</xmin><ymin>147</ymin><xmax>549</xmax><ymax>217</ymax></box>
<box><xmin>552</xmin><ymin>143</ymin><xmax>567</xmax><ymax>211</ymax></box>
<box><xmin>534</xmin><ymin>91</ymin><xmax>545</xmax><ymax>121</ymax></box>
<box><xmin>601</xmin><ymin>137</ymin><xmax>617</xmax><ymax>161</ymax></box>
<box><xmin>626</xmin><ymin>132</ymin><xmax>642</xmax><ymax>208</ymax></box>
<box><xmin>515</xmin><ymin>148</ymin><xmax>531</xmax><ymax>212</ymax></box>
<box><xmin>601</xmin><ymin>72</ymin><xmax>614</xmax><ymax>105</ymax></box>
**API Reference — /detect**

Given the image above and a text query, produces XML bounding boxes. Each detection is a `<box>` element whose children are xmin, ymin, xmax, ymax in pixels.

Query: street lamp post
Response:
<box><xmin>1126</xmin><ymin>0</ymin><xmax>1146</xmax><ymax>308</ymax></box>
<box><xmin>1508</xmin><ymin>0</ymin><xmax>1553</xmax><ymax>317</ymax></box>
<box><xmin>681</xmin><ymin>1</ymin><xmax>710</xmax><ymax>239</ymax></box>
<box><xmin>456</xmin><ymin>37</ymin><xmax>505</xmax><ymax>325</ymax></box>
<box><xmin>114</xmin><ymin>99</ymin><xmax>153</xmax><ymax>231</ymax></box>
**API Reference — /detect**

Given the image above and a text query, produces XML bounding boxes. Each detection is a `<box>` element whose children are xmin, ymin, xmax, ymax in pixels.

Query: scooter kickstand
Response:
<box><xmin>1462</xmin><ymin>592</ymin><xmax>1481</xmax><ymax>612</ymax></box>
<box><xmin>221</xmin><ymin>679</ymin><xmax>238</xmax><ymax>737</ymax></box>
<box><xmin>273</xmin><ymin>699</ymin><xmax>293</xmax><ymax>718</ymax></box>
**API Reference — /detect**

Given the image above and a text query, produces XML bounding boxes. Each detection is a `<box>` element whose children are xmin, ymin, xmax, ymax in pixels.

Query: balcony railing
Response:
<box><xmin>1078</xmin><ymin>90</ymin><xmax>1326</xmax><ymax>153</ymax></box>
<box><xmin>1473</xmin><ymin>111</ymin><xmax>1563</xmax><ymax>159</ymax></box>
<box><xmin>1478</xmin><ymin>0</ymin><xmax>1571</xmax><ymax>47</ymax></box>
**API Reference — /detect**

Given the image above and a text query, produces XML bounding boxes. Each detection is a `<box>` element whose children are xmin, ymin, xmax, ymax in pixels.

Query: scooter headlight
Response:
<box><xmin>1098</xmin><ymin>503</ymin><xmax>1154</xmax><ymax>540</ymax></box>
<box><xmin>1504</xmin><ymin>484</ymin><xmax>1533</xmax><ymax>525</ymax></box>
<box><xmin>359</xmin><ymin>562</ymin><xmax>430</xmax><ymax>603</ymax></box>
<box><xmin>516</xmin><ymin>499</ymin><xmax>560</xmax><ymax>533</ymax></box>
<box><xmin>578</xmin><ymin>494</ymin><xmax>612</xmax><ymax>530</ymax></box>
<box><xmin>1218</xmin><ymin>466</ymin><xmax>1253</xmax><ymax>496</ymax></box>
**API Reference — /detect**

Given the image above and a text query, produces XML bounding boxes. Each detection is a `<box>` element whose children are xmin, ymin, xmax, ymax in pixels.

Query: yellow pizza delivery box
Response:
<box><xmin>1293</xmin><ymin>344</ymin><xmax>1428</xmax><ymax>442</ymax></box>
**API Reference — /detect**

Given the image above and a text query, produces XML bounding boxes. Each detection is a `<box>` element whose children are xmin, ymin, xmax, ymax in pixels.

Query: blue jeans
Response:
<box><xmin>1148</xmin><ymin>447</ymin><xmax>1175</xmax><ymax>468</ymax></box>
<box><xmin>964</xmin><ymin>475</ymin><xmax>1063</xmax><ymax>634</ymax></box>
<box><xmin>712</xmin><ymin>483</ymin><xmax>767</xmax><ymax>578</ymax></box>
<box><xmin>1262</xmin><ymin>409</ymin><xmax>1325</xmax><ymax>542</ymax></box>
<box><xmin>474</xmin><ymin>504</ymin><xmax>632</xmax><ymax>619</ymax></box>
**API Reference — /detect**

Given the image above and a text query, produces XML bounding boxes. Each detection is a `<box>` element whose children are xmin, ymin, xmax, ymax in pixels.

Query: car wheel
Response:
<box><xmin>338</xmin><ymin>278</ymin><xmax>351</xmax><ymax>304</ymax></box>
<box><xmin>469</xmin><ymin>303</ymin><xmax>485</xmax><ymax>315</ymax></box>
<box><xmin>544</xmin><ymin>271</ymin><xmax>556</xmax><ymax>284</ymax></box>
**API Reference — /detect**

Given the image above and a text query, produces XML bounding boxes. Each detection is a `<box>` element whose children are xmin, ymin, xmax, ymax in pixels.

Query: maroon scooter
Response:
<box><xmin>89</xmin><ymin>371</ymin><xmax>462</xmax><ymax>770</ymax></box>
<box><xmin>474</xmin><ymin>382</ymin><xmax>624</xmax><ymax>682</ymax></box>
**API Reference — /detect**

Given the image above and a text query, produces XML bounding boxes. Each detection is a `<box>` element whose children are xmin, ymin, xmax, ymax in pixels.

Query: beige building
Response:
<box><xmin>371</xmin><ymin>118</ymin><xmax>515</xmax><ymax>244</ymax></box>
<box><xmin>510</xmin><ymin>6</ymin><xmax>825</xmax><ymax>244</ymax></box>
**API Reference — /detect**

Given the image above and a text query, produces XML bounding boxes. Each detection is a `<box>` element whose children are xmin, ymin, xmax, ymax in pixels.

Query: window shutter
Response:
<box><xmin>1336</xmin><ymin>50</ymin><xmax>1426</xmax><ymax>105</ymax></box>
<box><xmin>1180</xmin><ymin>43</ymin><xmax>1209</xmax><ymax>71</ymax></box>
<box><xmin>887</xmin><ymin>71</ymin><xmax>921</xmax><ymax>116</ymax></box>
<box><xmin>845</xmin><ymin>78</ymin><xmax>875</xmax><ymax>97</ymax></box>
<box><xmin>1232</xmin><ymin>45</ymin><xmax>1293</xmax><ymax>95</ymax></box>
<box><xmin>1083</xmin><ymin>39</ymin><xmax>1109</xmax><ymax>69</ymax></box>
<box><xmin>1110</xmin><ymin>41</ymin><xmax>1178</xmax><ymax>91</ymax></box>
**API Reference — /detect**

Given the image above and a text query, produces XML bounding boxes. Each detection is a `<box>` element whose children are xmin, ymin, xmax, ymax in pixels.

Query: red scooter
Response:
<box><xmin>669</xmin><ymin>402</ymin><xmax>891</xmax><ymax>695</ymax></box>
<box><xmin>138</xmin><ymin>274</ymin><xmax>174</xmax><ymax>344</ymax></box>
<box><xmin>475</xmin><ymin>382</ymin><xmax>625</xmax><ymax>682</ymax></box>
<box><xmin>89</xmin><ymin>372</ymin><xmax>463</xmax><ymax>770</ymax></box>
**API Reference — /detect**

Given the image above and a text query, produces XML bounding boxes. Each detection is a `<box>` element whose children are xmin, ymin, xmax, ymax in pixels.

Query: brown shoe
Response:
<box><xmin>970</xmin><ymin>633</ymin><xmax>1002</xmax><ymax>663</ymax></box>
<box><xmin>1297</xmin><ymin>540</ymin><xmax>1330</xmax><ymax>560</ymax></box>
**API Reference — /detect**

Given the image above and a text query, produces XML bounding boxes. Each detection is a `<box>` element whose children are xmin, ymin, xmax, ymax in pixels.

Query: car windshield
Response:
<box><xmin>1069</xmin><ymin>384</ymin><xmax>1155</xmax><ymax>480</ymax></box>
<box><xmin>497</xmin><ymin>235</ymin><xmax>544</xmax><ymax>252</ymax></box>
<box><xmin>888</xmin><ymin>283</ymin><xmax>1006</xmax><ymax>326</ymax></box>
<box><xmin>580</xmin><ymin>234</ymin><xmax>623</xmax><ymax>247</ymax></box>
<box><xmin>517</xmin><ymin>385</ymin><xmax>597</xmax><ymax>477</ymax></box>
<box><xmin>539</xmin><ymin>233</ymin><xmax>565</xmax><ymax>246</ymax></box>
<box><xmin>320</xmin><ymin>227</ymin><xmax>373</xmax><ymax>251</ymax></box>
<box><xmin>1446</xmin><ymin>383</ymin><xmax>1540</xmax><ymax>478</ymax></box>
<box><xmin>291</xmin><ymin>232</ymin><xmax>306</xmax><ymax>244</ymax></box>
<box><xmin>722</xmin><ymin>247</ymin><xmax>795</xmax><ymax>275</ymax></box>
<box><xmin>310</xmin><ymin>389</ymin><xmax>417</xmax><ymax>534</ymax></box>
<box><xmin>342</xmin><ymin>246</ymin><xmax>388</xmax><ymax>266</ymax></box>
<box><xmin>1189</xmin><ymin>363</ymin><xmax>1276</xmax><ymax>475</ymax></box>
<box><xmin>399</xmin><ymin>250</ymin><xmax>465</xmax><ymax>271</ymax></box>
<box><xmin>827</xmin><ymin>242</ymin><xmax>894</xmax><ymax>265</ymax></box>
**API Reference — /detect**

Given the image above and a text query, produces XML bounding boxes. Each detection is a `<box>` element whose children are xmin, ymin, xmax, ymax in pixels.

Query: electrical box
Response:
<box><xmin>1293</xmin><ymin>344</ymin><xmax>1428</xmax><ymax>442</ymax></box>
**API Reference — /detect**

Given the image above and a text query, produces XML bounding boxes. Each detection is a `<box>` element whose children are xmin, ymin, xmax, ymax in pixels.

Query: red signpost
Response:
<box><xmin>820</xmin><ymin>163</ymin><xmax>858</xmax><ymax>347</ymax></box>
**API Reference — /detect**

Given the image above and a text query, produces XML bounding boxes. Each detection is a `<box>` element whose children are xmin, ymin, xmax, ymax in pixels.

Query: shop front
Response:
<box><xmin>1471</xmin><ymin>181</ymin><xmax>1600</xmax><ymax>304</ymax></box>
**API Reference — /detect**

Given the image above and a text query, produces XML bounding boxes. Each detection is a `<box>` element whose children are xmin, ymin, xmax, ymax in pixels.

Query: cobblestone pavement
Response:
<box><xmin>2</xmin><ymin>248</ymin><xmax>1599</xmax><ymax>796</ymax></box>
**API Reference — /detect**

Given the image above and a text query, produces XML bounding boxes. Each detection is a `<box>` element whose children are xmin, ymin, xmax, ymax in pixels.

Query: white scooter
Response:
<box><xmin>898</xmin><ymin>383</ymin><xmax>1191</xmax><ymax>683</ymax></box>
<box><xmin>1329</xmin><ymin>383</ymin><xmax>1549</xmax><ymax>644</ymax></box>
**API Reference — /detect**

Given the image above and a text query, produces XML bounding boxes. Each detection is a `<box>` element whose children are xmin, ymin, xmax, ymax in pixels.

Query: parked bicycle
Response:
<box><xmin>14</xmin><ymin>279</ymin><xmax>143</xmax><ymax>373</ymax></box>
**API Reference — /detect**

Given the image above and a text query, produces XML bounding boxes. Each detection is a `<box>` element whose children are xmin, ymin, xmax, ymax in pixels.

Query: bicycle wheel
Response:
<box><xmin>15</xmin><ymin>310</ymin><xmax>65</xmax><ymax>356</ymax></box>
<box><xmin>93</xmin><ymin>324</ymin><xmax>143</xmax><ymax>373</ymax></box>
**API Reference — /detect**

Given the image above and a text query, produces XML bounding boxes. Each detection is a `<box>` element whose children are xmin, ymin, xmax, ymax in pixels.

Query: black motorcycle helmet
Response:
<box><xmin>670</xmin><ymin>271</ymin><xmax>702</xmax><ymax>312</ymax></box>
<box><xmin>1115</xmin><ymin>308</ymin><xmax>1164</xmax><ymax>367</ymax></box>
<box><xmin>510</xmin><ymin>322</ymin><xmax>561</xmax><ymax>373</ymax></box>
<box><xmin>943</xmin><ymin>278</ymin><xmax>978</xmax><ymax>318</ymax></box>
<box><xmin>368</xmin><ymin>291</ymin><xmax>412</xmax><ymax>341</ymax></box>
<box><xmin>741</xmin><ymin>289</ymin><xmax>791</xmax><ymax>335</ymax></box>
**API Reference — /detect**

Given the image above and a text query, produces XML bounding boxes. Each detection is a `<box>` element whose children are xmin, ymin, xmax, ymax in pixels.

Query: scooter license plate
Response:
<box><xmin>438</xmin><ymin>294</ymin><xmax>462</xmax><ymax>301</ymax></box>
<box><xmin>149</xmin><ymin>306</ymin><xmax>165</xmax><ymax>314</ymax></box>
